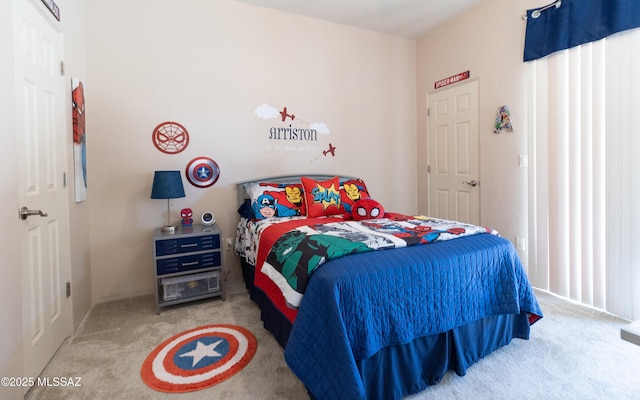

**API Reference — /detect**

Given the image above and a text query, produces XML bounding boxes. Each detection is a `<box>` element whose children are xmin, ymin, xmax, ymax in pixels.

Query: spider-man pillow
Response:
<box><xmin>339</xmin><ymin>178</ymin><xmax>370</xmax><ymax>215</ymax></box>
<box><xmin>301</xmin><ymin>176</ymin><xmax>342</xmax><ymax>218</ymax></box>
<box><xmin>246</xmin><ymin>182</ymin><xmax>305</xmax><ymax>220</ymax></box>
<box><xmin>347</xmin><ymin>198</ymin><xmax>385</xmax><ymax>221</ymax></box>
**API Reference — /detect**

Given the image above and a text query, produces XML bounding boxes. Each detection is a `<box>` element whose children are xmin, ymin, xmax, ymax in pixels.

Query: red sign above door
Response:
<box><xmin>434</xmin><ymin>71</ymin><xmax>470</xmax><ymax>89</ymax></box>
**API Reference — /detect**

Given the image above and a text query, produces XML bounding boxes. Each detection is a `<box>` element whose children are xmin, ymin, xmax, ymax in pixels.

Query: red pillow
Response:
<box><xmin>301</xmin><ymin>176</ymin><xmax>342</xmax><ymax>217</ymax></box>
<box><xmin>349</xmin><ymin>198</ymin><xmax>385</xmax><ymax>220</ymax></box>
<box><xmin>340</xmin><ymin>179</ymin><xmax>370</xmax><ymax>214</ymax></box>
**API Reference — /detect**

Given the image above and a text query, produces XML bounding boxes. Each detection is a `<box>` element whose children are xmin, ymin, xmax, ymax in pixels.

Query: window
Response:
<box><xmin>527</xmin><ymin>28</ymin><xmax>640</xmax><ymax>320</ymax></box>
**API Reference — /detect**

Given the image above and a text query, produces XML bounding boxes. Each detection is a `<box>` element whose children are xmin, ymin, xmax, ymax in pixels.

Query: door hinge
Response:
<box><xmin>60</xmin><ymin>60</ymin><xmax>65</xmax><ymax>76</ymax></box>
<box><xmin>427</xmin><ymin>107</ymin><xmax>430</xmax><ymax>117</ymax></box>
<box><xmin>62</xmin><ymin>172</ymin><xmax>67</xmax><ymax>187</ymax></box>
<box><xmin>427</xmin><ymin>165</ymin><xmax>431</xmax><ymax>174</ymax></box>
<box><xmin>66</xmin><ymin>281</ymin><xmax>71</xmax><ymax>298</ymax></box>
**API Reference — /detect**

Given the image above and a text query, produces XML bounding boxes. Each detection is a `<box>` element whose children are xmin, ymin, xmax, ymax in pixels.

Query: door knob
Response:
<box><xmin>19</xmin><ymin>206</ymin><xmax>48</xmax><ymax>220</ymax></box>
<box><xmin>462</xmin><ymin>180</ymin><xmax>478</xmax><ymax>187</ymax></box>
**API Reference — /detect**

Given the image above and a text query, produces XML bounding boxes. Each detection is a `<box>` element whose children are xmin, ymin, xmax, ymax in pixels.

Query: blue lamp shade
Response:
<box><xmin>151</xmin><ymin>171</ymin><xmax>185</xmax><ymax>199</ymax></box>
<box><xmin>151</xmin><ymin>171</ymin><xmax>185</xmax><ymax>233</ymax></box>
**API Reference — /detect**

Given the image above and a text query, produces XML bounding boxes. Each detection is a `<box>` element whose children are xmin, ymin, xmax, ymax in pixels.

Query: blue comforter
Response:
<box><xmin>283</xmin><ymin>233</ymin><xmax>542</xmax><ymax>400</ymax></box>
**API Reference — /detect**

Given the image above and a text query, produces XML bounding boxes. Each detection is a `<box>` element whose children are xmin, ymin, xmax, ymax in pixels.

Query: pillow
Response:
<box><xmin>301</xmin><ymin>176</ymin><xmax>342</xmax><ymax>217</ymax></box>
<box><xmin>245</xmin><ymin>182</ymin><xmax>305</xmax><ymax>220</ymax></box>
<box><xmin>237</xmin><ymin>199</ymin><xmax>254</xmax><ymax>219</ymax></box>
<box><xmin>348</xmin><ymin>198</ymin><xmax>385</xmax><ymax>221</ymax></box>
<box><xmin>340</xmin><ymin>178</ymin><xmax>370</xmax><ymax>214</ymax></box>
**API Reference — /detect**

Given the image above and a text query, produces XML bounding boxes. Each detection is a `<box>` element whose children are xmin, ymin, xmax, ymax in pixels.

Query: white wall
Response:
<box><xmin>417</xmin><ymin>0</ymin><xmax>541</xmax><ymax>269</ymax></box>
<box><xmin>85</xmin><ymin>0</ymin><xmax>417</xmax><ymax>302</ymax></box>
<box><xmin>62</xmin><ymin>0</ymin><xmax>92</xmax><ymax>333</ymax></box>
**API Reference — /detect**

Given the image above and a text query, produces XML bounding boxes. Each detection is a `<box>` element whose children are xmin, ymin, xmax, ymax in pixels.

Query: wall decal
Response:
<box><xmin>185</xmin><ymin>156</ymin><xmax>220</xmax><ymax>188</ymax></box>
<box><xmin>494</xmin><ymin>105</ymin><xmax>514</xmax><ymax>133</ymax></box>
<box><xmin>254</xmin><ymin>103</ymin><xmax>331</xmax><ymax>140</ymax></box>
<box><xmin>255</xmin><ymin>104</ymin><xmax>334</xmax><ymax>162</ymax></box>
<box><xmin>152</xmin><ymin>121</ymin><xmax>190</xmax><ymax>154</ymax></box>
<box><xmin>71</xmin><ymin>78</ymin><xmax>87</xmax><ymax>202</ymax></box>
<box><xmin>323</xmin><ymin>143</ymin><xmax>336</xmax><ymax>157</ymax></box>
<box><xmin>255</xmin><ymin>104</ymin><xmax>280</xmax><ymax>119</ymax></box>
<box><xmin>309</xmin><ymin>122</ymin><xmax>330</xmax><ymax>134</ymax></box>
<box><xmin>279</xmin><ymin>107</ymin><xmax>295</xmax><ymax>122</ymax></box>
<box><xmin>308</xmin><ymin>142</ymin><xmax>337</xmax><ymax>164</ymax></box>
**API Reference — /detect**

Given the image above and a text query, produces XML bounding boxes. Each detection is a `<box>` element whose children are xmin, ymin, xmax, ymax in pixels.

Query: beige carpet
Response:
<box><xmin>26</xmin><ymin>281</ymin><xmax>640</xmax><ymax>400</ymax></box>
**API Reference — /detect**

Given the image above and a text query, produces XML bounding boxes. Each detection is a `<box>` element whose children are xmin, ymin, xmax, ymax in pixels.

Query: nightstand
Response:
<box><xmin>152</xmin><ymin>223</ymin><xmax>225</xmax><ymax>314</ymax></box>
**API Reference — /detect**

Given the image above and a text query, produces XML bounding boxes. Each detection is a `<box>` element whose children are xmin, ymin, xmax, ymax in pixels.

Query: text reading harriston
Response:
<box><xmin>269</xmin><ymin>124</ymin><xmax>318</xmax><ymax>141</ymax></box>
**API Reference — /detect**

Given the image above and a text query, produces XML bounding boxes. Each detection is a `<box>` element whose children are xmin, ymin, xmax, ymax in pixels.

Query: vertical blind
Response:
<box><xmin>527</xmin><ymin>28</ymin><xmax>640</xmax><ymax>320</ymax></box>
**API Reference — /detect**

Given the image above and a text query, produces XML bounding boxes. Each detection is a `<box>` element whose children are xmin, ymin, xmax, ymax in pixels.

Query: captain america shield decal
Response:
<box><xmin>141</xmin><ymin>325</ymin><xmax>257</xmax><ymax>392</ymax></box>
<box><xmin>185</xmin><ymin>157</ymin><xmax>220</xmax><ymax>188</ymax></box>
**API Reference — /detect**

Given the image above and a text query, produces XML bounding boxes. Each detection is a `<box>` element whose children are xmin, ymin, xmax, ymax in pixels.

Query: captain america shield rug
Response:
<box><xmin>140</xmin><ymin>324</ymin><xmax>257</xmax><ymax>393</ymax></box>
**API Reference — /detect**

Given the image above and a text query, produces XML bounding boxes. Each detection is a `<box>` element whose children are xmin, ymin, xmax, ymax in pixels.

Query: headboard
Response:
<box><xmin>236</xmin><ymin>174</ymin><xmax>358</xmax><ymax>208</ymax></box>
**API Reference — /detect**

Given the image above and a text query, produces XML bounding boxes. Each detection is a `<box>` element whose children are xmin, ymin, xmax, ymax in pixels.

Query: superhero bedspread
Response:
<box><xmin>238</xmin><ymin>214</ymin><xmax>543</xmax><ymax>400</ymax></box>
<box><xmin>261</xmin><ymin>214</ymin><xmax>496</xmax><ymax>309</ymax></box>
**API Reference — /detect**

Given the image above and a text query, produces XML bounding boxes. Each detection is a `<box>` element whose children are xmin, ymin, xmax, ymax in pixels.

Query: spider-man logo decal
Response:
<box><xmin>152</xmin><ymin>121</ymin><xmax>190</xmax><ymax>154</ymax></box>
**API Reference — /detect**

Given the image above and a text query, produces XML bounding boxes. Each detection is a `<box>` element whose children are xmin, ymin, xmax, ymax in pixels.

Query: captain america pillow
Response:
<box><xmin>246</xmin><ymin>182</ymin><xmax>305</xmax><ymax>220</ymax></box>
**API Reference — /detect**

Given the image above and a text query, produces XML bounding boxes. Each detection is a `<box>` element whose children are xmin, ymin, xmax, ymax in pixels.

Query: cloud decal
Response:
<box><xmin>255</xmin><ymin>104</ymin><xmax>331</xmax><ymax>134</ymax></box>
<box><xmin>255</xmin><ymin>104</ymin><xmax>279</xmax><ymax>120</ymax></box>
<box><xmin>310</xmin><ymin>122</ymin><xmax>330</xmax><ymax>134</ymax></box>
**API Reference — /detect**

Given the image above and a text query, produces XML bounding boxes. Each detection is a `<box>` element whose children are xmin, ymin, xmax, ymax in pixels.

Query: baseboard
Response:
<box><xmin>621</xmin><ymin>321</ymin><xmax>640</xmax><ymax>346</ymax></box>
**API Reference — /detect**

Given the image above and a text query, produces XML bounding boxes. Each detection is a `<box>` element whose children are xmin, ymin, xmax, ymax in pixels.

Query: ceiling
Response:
<box><xmin>235</xmin><ymin>0</ymin><xmax>485</xmax><ymax>39</ymax></box>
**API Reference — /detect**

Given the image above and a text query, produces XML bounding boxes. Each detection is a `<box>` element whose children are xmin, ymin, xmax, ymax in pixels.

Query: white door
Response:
<box><xmin>14</xmin><ymin>0</ymin><xmax>70</xmax><ymax>381</ymax></box>
<box><xmin>428</xmin><ymin>80</ymin><xmax>480</xmax><ymax>224</ymax></box>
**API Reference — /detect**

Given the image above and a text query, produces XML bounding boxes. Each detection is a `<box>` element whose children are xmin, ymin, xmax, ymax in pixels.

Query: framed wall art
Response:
<box><xmin>71</xmin><ymin>77</ymin><xmax>88</xmax><ymax>202</ymax></box>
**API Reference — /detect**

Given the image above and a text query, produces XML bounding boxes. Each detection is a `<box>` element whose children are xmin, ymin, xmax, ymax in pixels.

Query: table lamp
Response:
<box><xmin>151</xmin><ymin>170</ymin><xmax>185</xmax><ymax>233</ymax></box>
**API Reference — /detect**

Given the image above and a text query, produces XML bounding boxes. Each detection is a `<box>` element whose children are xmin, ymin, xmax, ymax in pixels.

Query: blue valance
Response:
<box><xmin>524</xmin><ymin>0</ymin><xmax>640</xmax><ymax>62</ymax></box>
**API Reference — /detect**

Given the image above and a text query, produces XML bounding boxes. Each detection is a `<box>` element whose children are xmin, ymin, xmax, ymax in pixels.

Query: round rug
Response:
<box><xmin>140</xmin><ymin>324</ymin><xmax>257</xmax><ymax>393</ymax></box>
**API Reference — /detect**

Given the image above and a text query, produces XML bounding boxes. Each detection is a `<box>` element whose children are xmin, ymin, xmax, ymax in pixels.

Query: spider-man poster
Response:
<box><xmin>72</xmin><ymin>78</ymin><xmax>87</xmax><ymax>202</ymax></box>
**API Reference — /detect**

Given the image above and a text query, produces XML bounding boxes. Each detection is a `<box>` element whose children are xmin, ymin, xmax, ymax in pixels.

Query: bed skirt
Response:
<box><xmin>241</xmin><ymin>259</ymin><xmax>531</xmax><ymax>400</ymax></box>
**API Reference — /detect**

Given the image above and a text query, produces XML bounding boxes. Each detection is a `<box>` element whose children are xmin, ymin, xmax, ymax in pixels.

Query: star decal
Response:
<box><xmin>197</xmin><ymin>166</ymin><xmax>210</xmax><ymax>179</ymax></box>
<box><xmin>179</xmin><ymin>339</ymin><xmax>223</xmax><ymax>367</ymax></box>
<box><xmin>185</xmin><ymin>157</ymin><xmax>220</xmax><ymax>188</ymax></box>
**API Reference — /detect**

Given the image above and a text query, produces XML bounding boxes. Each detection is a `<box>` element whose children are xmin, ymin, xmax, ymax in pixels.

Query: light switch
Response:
<box><xmin>519</xmin><ymin>154</ymin><xmax>528</xmax><ymax>168</ymax></box>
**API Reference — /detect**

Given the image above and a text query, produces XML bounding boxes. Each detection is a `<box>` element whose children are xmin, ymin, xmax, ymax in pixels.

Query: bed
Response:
<box><xmin>234</xmin><ymin>174</ymin><xmax>542</xmax><ymax>400</ymax></box>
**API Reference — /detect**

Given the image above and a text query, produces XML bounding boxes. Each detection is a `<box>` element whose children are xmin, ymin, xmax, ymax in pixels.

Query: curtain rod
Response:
<box><xmin>522</xmin><ymin>0</ymin><xmax>561</xmax><ymax>20</ymax></box>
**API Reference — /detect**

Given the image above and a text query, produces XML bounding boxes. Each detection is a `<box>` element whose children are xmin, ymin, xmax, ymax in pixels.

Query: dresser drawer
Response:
<box><xmin>156</xmin><ymin>251</ymin><xmax>221</xmax><ymax>275</ymax></box>
<box><xmin>161</xmin><ymin>270</ymin><xmax>221</xmax><ymax>301</ymax></box>
<box><xmin>155</xmin><ymin>234</ymin><xmax>220</xmax><ymax>256</ymax></box>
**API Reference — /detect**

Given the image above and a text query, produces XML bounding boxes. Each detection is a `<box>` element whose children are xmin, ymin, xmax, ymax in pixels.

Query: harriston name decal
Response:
<box><xmin>255</xmin><ymin>104</ymin><xmax>330</xmax><ymax>142</ymax></box>
<box><xmin>269</xmin><ymin>125</ymin><xmax>318</xmax><ymax>141</ymax></box>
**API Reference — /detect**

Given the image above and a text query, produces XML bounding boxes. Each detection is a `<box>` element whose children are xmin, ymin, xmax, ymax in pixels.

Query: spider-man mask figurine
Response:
<box><xmin>180</xmin><ymin>208</ymin><xmax>193</xmax><ymax>227</ymax></box>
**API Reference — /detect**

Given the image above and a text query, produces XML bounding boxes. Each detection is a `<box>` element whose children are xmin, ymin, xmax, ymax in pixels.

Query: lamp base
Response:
<box><xmin>161</xmin><ymin>225</ymin><xmax>177</xmax><ymax>234</ymax></box>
